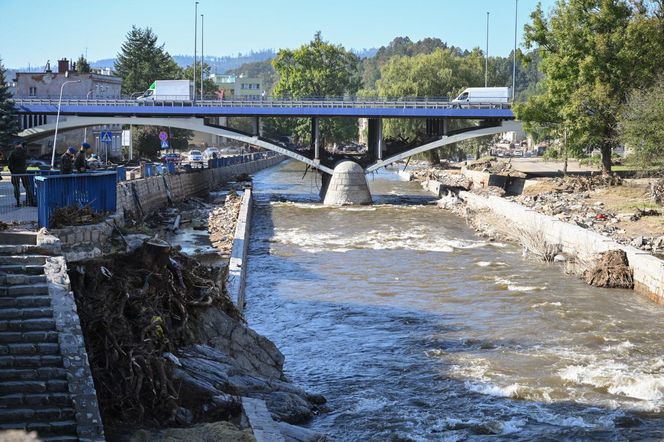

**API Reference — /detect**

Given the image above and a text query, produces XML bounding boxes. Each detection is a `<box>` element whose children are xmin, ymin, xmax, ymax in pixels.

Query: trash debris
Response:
<box><xmin>49</xmin><ymin>205</ymin><xmax>108</xmax><ymax>228</ymax></box>
<box><xmin>583</xmin><ymin>250</ymin><xmax>634</xmax><ymax>289</ymax></box>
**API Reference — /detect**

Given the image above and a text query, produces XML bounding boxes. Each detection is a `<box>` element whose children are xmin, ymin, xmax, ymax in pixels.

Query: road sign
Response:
<box><xmin>100</xmin><ymin>131</ymin><xmax>113</xmax><ymax>143</ymax></box>
<box><xmin>161</xmin><ymin>140</ymin><xmax>169</xmax><ymax>149</ymax></box>
<box><xmin>159</xmin><ymin>131</ymin><xmax>168</xmax><ymax>141</ymax></box>
<box><xmin>122</xmin><ymin>130</ymin><xmax>131</xmax><ymax>146</ymax></box>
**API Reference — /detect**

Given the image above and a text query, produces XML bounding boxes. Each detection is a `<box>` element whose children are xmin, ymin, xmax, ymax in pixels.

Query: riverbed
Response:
<box><xmin>244</xmin><ymin>160</ymin><xmax>664</xmax><ymax>441</ymax></box>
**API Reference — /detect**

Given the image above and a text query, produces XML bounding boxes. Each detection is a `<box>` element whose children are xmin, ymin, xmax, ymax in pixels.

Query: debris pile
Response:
<box><xmin>49</xmin><ymin>205</ymin><xmax>108</xmax><ymax>228</ymax></box>
<box><xmin>466</xmin><ymin>159</ymin><xmax>527</xmax><ymax>178</ymax></box>
<box><xmin>208</xmin><ymin>191</ymin><xmax>242</xmax><ymax>254</ymax></box>
<box><xmin>550</xmin><ymin>175</ymin><xmax>622</xmax><ymax>193</ymax></box>
<box><xmin>650</xmin><ymin>179</ymin><xmax>664</xmax><ymax>204</ymax></box>
<box><xmin>69</xmin><ymin>239</ymin><xmax>240</xmax><ymax>425</ymax></box>
<box><xmin>583</xmin><ymin>250</ymin><xmax>634</xmax><ymax>289</ymax></box>
<box><xmin>142</xmin><ymin>197</ymin><xmax>211</xmax><ymax>232</ymax></box>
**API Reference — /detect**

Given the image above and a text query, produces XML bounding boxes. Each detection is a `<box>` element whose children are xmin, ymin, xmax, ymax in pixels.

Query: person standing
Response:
<box><xmin>74</xmin><ymin>142</ymin><xmax>92</xmax><ymax>173</ymax></box>
<box><xmin>7</xmin><ymin>141</ymin><xmax>35</xmax><ymax>207</ymax></box>
<box><xmin>60</xmin><ymin>147</ymin><xmax>77</xmax><ymax>174</ymax></box>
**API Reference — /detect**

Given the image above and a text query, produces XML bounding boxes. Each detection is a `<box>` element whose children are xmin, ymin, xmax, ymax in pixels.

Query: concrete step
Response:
<box><xmin>0</xmin><ymin>307</ymin><xmax>53</xmax><ymax>321</ymax></box>
<box><xmin>0</xmin><ymin>264</ymin><xmax>46</xmax><ymax>275</ymax></box>
<box><xmin>0</xmin><ymin>274</ymin><xmax>47</xmax><ymax>286</ymax></box>
<box><xmin>0</xmin><ymin>406</ymin><xmax>75</xmax><ymax>423</ymax></box>
<box><xmin>0</xmin><ymin>392</ymin><xmax>72</xmax><ymax>408</ymax></box>
<box><xmin>0</xmin><ymin>245</ymin><xmax>45</xmax><ymax>256</ymax></box>
<box><xmin>0</xmin><ymin>343</ymin><xmax>60</xmax><ymax>356</ymax></box>
<box><xmin>0</xmin><ymin>367</ymin><xmax>67</xmax><ymax>382</ymax></box>
<box><xmin>0</xmin><ymin>283</ymin><xmax>50</xmax><ymax>296</ymax></box>
<box><xmin>0</xmin><ymin>255</ymin><xmax>48</xmax><ymax>266</ymax></box>
<box><xmin>0</xmin><ymin>379</ymin><xmax>68</xmax><ymax>394</ymax></box>
<box><xmin>0</xmin><ymin>318</ymin><xmax>56</xmax><ymax>332</ymax></box>
<box><xmin>0</xmin><ymin>330</ymin><xmax>59</xmax><ymax>344</ymax></box>
<box><xmin>0</xmin><ymin>295</ymin><xmax>52</xmax><ymax>309</ymax></box>
<box><xmin>0</xmin><ymin>420</ymin><xmax>78</xmax><ymax>437</ymax></box>
<box><xmin>242</xmin><ymin>397</ymin><xmax>286</xmax><ymax>442</ymax></box>
<box><xmin>0</xmin><ymin>354</ymin><xmax>63</xmax><ymax>369</ymax></box>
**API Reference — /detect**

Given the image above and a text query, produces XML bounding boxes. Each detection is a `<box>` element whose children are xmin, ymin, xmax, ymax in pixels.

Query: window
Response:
<box><xmin>29</xmin><ymin>86</ymin><xmax>37</xmax><ymax>96</ymax></box>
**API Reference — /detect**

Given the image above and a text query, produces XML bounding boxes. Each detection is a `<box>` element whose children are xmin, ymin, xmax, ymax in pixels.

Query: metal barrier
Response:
<box><xmin>35</xmin><ymin>172</ymin><xmax>117</xmax><ymax>228</ymax></box>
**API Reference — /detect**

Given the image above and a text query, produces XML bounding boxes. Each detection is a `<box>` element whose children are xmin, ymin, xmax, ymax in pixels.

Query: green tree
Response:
<box><xmin>0</xmin><ymin>59</ymin><xmax>20</xmax><ymax>156</ymax></box>
<box><xmin>114</xmin><ymin>26</ymin><xmax>181</xmax><ymax>95</ymax></box>
<box><xmin>516</xmin><ymin>0</ymin><xmax>664</xmax><ymax>173</ymax></box>
<box><xmin>180</xmin><ymin>62</ymin><xmax>218</xmax><ymax>97</ymax></box>
<box><xmin>272</xmin><ymin>32</ymin><xmax>361</xmax><ymax>147</ymax></box>
<box><xmin>619</xmin><ymin>79</ymin><xmax>664</xmax><ymax>166</ymax></box>
<box><xmin>133</xmin><ymin>127</ymin><xmax>192</xmax><ymax>159</ymax></box>
<box><xmin>76</xmin><ymin>55</ymin><xmax>91</xmax><ymax>73</ymax></box>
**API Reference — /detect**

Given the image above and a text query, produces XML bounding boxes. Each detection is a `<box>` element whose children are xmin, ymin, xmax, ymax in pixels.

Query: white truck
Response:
<box><xmin>137</xmin><ymin>80</ymin><xmax>193</xmax><ymax>101</ymax></box>
<box><xmin>451</xmin><ymin>87</ymin><xmax>510</xmax><ymax>106</ymax></box>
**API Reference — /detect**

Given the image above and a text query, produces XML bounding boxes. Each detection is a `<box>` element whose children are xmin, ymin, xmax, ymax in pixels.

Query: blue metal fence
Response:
<box><xmin>35</xmin><ymin>172</ymin><xmax>117</xmax><ymax>228</ymax></box>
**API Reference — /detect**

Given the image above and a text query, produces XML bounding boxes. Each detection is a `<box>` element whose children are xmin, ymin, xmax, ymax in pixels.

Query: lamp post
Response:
<box><xmin>84</xmin><ymin>90</ymin><xmax>93</xmax><ymax>143</ymax></box>
<box><xmin>51</xmin><ymin>76</ymin><xmax>81</xmax><ymax>168</ymax></box>
<box><xmin>512</xmin><ymin>0</ymin><xmax>518</xmax><ymax>101</ymax></box>
<box><xmin>194</xmin><ymin>1</ymin><xmax>199</xmax><ymax>103</ymax></box>
<box><xmin>201</xmin><ymin>13</ymin><xmax>204</xmax><ymax>100</ymax></box>
<box><xmin>485</xmin><ymin>11</ymin><xmax>489</xmax><ymax>87</ymax></box>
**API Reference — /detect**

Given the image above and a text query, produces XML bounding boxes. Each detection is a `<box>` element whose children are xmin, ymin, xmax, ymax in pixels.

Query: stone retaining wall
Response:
<box><xmin>458</xmin><ymin>190</ymin><xmax>664</xmax><ymax>303</ymax></box>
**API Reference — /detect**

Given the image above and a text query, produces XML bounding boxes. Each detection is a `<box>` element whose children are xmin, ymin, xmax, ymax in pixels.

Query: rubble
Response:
<box><xmin>466</xmin><ymin>158</ymin><xmax>527</xmax><ymax>178</ymax></box>
<box><xmin>49</xmin><ymin>204</ymin><xmax>108</xmax><ymax>228</ymax></box>
<box><xmin>208</xmin><ymin>191</ymin><xmax>243</xmax><ymax>254</ymax></box>
<box><xmin>650</xmin><ymin>178</ymin><xmax>664</xmax><ymax>204</ymax></box>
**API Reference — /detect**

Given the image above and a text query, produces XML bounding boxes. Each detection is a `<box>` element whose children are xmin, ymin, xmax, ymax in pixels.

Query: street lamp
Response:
<box><xmin>194</xmin><ymin>1</ymin><xmax>199</xmax><ymax>103</ymax></box>
<box><xmin>51</xmin><ymin>74</ymin><xmax>81</xmax><ymax>167</ymax></box>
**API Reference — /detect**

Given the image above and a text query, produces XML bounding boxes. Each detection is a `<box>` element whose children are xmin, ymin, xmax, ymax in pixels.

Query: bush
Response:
<box><xmin>543</xmin><ymin>148</ymin><xmax>559</xmax><ymax>160</ymax></box>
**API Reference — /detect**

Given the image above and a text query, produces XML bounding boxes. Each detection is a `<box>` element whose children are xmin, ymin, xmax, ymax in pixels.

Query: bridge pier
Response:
<box><xmin>322</xmin><ymin>161</ymin><xmax>372</xmax><ymax>205</ymax></box>
<box><xmin>368</xmin><ymin>118</ymin><xmax>384</xmax><ymax>161</ymax></box>
<box><xmin>311</xmin><ymin>117</ymin><xmax>320</xmax><ymax>161</ymax></box>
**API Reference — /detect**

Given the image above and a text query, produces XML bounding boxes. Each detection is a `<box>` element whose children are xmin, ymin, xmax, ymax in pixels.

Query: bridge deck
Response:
<box><xmin>14</xmin><ymin>98</ymin><xmax>514</xmax><ymax>119</ymax></box>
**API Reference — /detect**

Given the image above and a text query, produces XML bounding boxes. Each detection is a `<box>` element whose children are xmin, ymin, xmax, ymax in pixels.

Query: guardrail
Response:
<box><xmin>13</xmin><ymin>97</ymin><xmax>512</xmax><ymax>110</ymax></box>
<box><xmin>35</xmin><ymin>172</ymin><xmax>117</xmax><ymax>228</ymax></box>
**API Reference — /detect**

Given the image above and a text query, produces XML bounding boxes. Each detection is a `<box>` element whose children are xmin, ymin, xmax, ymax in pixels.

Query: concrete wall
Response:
<box><xmin>460</xmin><ymin>191</ymin><xmax>664</xmax><ymax>303</ymax></box>
<box><xmin>227</xmin><ymin>190</ymin><xmax>252</xmax><ymax>312</ymax></box>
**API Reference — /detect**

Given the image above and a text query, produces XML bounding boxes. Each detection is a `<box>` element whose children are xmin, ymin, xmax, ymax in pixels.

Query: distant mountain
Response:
<box><xmin>89</xmin><ymin>49</ymin><xmax>277</xmax><ymax>74</ymax></box>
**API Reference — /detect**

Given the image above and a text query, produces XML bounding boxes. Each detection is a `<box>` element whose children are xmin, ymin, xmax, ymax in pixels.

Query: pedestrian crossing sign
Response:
<box><xmin>161</xmin><ymin>140</ymin><xmax>169</xmax><ymax>149</ymax></box>
<box><xmin>100</xmin><ymin>131</ymin><xmax>113</xmax><ymax>143</ymax></box>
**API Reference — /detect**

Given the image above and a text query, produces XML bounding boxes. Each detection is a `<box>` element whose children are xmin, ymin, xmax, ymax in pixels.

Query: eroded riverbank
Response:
<box><xmin>243</xmin><ymin>160</ymin><xmax>664</xmax><ymax>441</ymax></box>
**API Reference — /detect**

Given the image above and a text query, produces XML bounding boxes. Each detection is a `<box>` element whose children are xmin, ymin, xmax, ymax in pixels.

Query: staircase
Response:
<box><xmin>0</xmin><ymin>236</ymin><xmax>104</xmax><ymax>441</ymax></box>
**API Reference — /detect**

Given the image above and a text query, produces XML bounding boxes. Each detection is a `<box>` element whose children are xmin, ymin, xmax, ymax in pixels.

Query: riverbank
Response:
<box><xmin>414</xmin><ymin>166</ymin><xmax>664</xmax><ymax>303</ymax></box>
<box><xmin>37</xmin><ymin>157</ymin><xmax>327</xmax><ymax>440</ymax></box>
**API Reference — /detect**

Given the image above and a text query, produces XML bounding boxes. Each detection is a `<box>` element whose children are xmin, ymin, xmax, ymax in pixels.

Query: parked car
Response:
<box><xmin>203</xmin><ymin>147</ymin><xmax>220</xmax><ymax>160</ymax></box>
<box><xmin>161</xmin><ymin>153</ymin><xmax>182</xmax><ymax>164</ymax></box>
<box><xmin>27</xmin><ymin>158</ymin><xmax>51</xmax><ymax>168</ymax></box>
<box><xmin>187</xmin><ymin>150</ymin><xmax>204</xmax><ymax>163</ymax></box>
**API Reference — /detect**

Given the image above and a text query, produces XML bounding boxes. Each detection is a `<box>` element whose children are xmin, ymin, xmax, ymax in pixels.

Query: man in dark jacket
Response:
<box><xmin>61</xmin><ymin>147</ymin><xmax>77</xmax><ymax>174</ymax></box>
<box><xmin>74</xmin><ymin>142</ymin><xmax>92</xmax><ymax>172</ymax></box>
<box><xmin>7</xmin><ymin>141</ymin><xmax>35</xmax><ymax>207</ymax></box>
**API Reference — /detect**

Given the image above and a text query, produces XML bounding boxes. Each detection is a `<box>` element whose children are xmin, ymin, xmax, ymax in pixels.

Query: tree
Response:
<box><xmin>133</xmin><ymin>127</ymin><xmax>193</xmax><ymax>159</ymax></box>
<box><xmin>0</xmin><ymin>59</ymin><xmax>20</xmax><ymax>155</ymax></box>
<box><xmin>114</xmin><ymin>26</ymin><xmax>181</xmax><ymax>95</ymax></box>
<box><xmin>619</xmin><ymin>79</ymin><xmax>664</xmax><ymax>166</ymax></box>
<box><xmin>76</xmin><ymin>55</ymin><xmax>91</xmax><ymax>74</ymax></box>
<box><xmin>179</xmin><ymin>62</ymin><xmax>217</xmax><ymax>97</ymax></box>
<box><xmin>271</xmin><ymin>32</ymin><xmax>361</xmax><ymax>147</ymax></box>
<box><xmin>516</xmin><ymin>0</ymin><xmax>664</xmax><ymax>173</ymax></box>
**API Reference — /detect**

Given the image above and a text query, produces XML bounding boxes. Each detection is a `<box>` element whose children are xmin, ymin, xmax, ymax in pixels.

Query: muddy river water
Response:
<box><xmin>243</xmin><ymin>160</ymin><xmax>664</xmax><ymax>441</ymax></box>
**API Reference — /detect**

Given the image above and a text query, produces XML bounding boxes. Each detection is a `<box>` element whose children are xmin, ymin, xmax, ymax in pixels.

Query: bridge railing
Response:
<box><xmin>13</xmin><ymin>96</ymin><xmax>512</xmax><ymax>110</ymax></box>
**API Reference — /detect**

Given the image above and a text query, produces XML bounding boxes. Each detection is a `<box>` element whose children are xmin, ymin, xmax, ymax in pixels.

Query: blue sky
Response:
<box><xmin>1</xmin><ymin>0</ymin><xmax>556</xmax><ymax>68</ymax></box>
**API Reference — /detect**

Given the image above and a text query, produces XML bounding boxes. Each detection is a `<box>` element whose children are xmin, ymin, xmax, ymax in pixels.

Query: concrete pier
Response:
<box><xmin>322</xmin><ymin>161</ymin><xmax>372</xmax><ymax>205</ymax></box>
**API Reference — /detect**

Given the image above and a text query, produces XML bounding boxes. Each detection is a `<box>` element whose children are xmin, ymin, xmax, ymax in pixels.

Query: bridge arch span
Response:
<box><xmin>18</xmin><ymin>116</ymin><xmax>335</xmax><ymax>174</ymax></box>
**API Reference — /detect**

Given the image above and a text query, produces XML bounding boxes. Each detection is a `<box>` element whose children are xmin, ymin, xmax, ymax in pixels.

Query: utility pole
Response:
<box><xmin>194</xmin><ymin>1</ymin><xmax>199</xmax><ymax>102</ymax></box>
<box><xmin>485</xmin><ymin>12</ymin><xmax>489</xmax><ymax>87</ymax></box>
<box><xmin>512</xmin><ymin>0</ymin><xmax>518</xmax><ymax>101</ymax></box>
<box><xmin>201</xmin><ymin>14</ymin><xmax>204</xmax><ymax>100</ymax></box>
